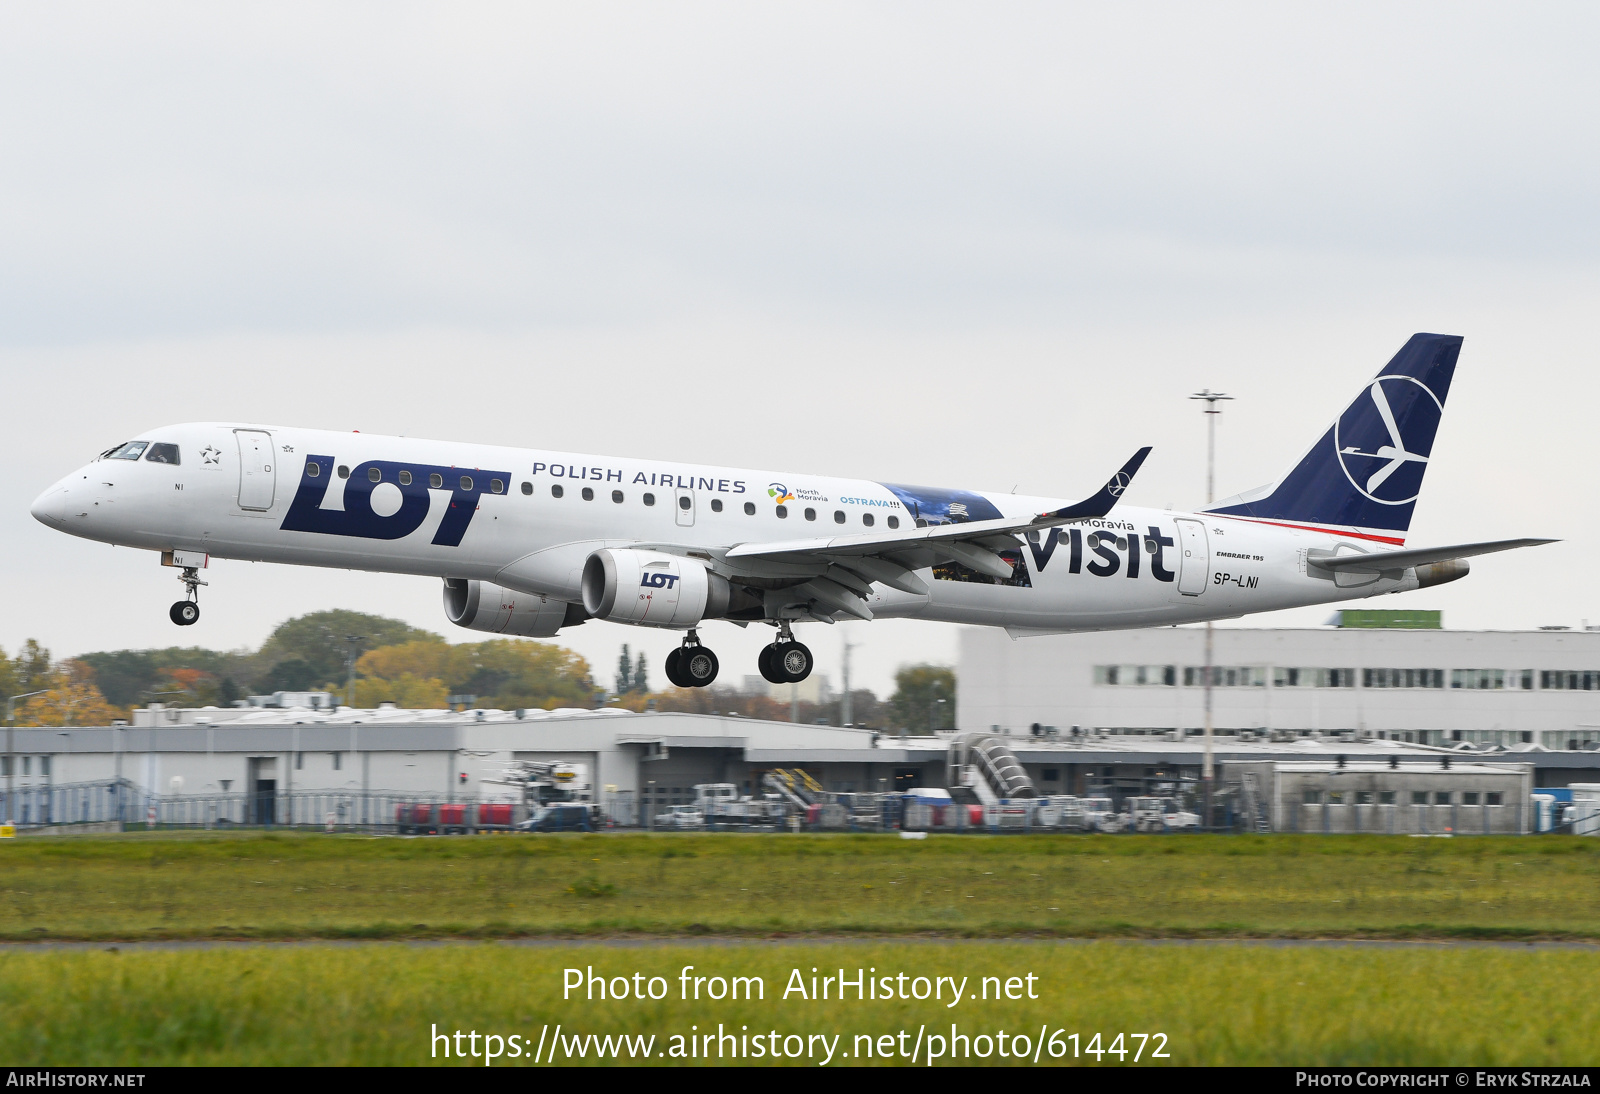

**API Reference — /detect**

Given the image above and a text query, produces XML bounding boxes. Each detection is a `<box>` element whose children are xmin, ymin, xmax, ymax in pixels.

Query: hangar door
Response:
<box><xmin>1174</xmin><ymin>518</ymin><xmax>1210</xmax><ymax>596</ymax></box>
<box><xmin>235</xmin><ymin>430</ymin><xmax>276</xmax><ymax>511</ymax></box>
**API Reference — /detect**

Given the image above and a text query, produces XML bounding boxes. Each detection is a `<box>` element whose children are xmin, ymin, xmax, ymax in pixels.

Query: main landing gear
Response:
<box><xmin>169</xmin><ymin>566</ymin><xmax>205</xmax><ymax>627</ymax></box>
<box><xmin>665</xmin><ymin>630</ymin><xmax>720</xmax><ymax>688</ymax></box>
<box><xmin>758</xmin><ymin>621</ymin><xmax>813</xmax><ymax>685</ymax></box>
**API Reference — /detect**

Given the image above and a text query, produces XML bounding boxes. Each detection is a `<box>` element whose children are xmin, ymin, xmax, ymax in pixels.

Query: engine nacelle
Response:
<box><xmin>581</xmin><ymin>549</ymin><xmax>730</xmax><ymax>628</ymax></box>
<box><xmin>443</xmin><ymin>578</ymin><xmax>583</xmax><ymax>637</ymax></box>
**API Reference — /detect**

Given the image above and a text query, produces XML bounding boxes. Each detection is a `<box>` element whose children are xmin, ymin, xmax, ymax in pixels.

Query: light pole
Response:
<box><xmin>5</xmin><ymin>690</ymin><xmax>50</xmax><ymax>826</ymax></box>
<box><xmin>1189</xmin><ymin>388</ymin><xmax>1233</xmax><ymax>828</ymax></box>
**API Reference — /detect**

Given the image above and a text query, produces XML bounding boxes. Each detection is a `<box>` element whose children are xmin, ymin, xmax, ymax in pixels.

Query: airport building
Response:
<box><xmin>959</xmin><ymin>615</ymin><xmax>1600</xmax><ymax>757</ymax></box>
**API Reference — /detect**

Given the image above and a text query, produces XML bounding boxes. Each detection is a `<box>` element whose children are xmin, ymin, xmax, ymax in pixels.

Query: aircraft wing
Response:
<box><xmin>713</xmin><ymin>448</ymin><xmax>1152</xmax><ymax>618</ymax></box>
<box><xmin>1310</xmin><ymin>537</ymin><xmax>1557</xmax><ymax>573</ymax></box>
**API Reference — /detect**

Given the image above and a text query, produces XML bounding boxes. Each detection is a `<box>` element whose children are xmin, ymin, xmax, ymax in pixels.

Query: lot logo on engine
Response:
<box><xmin>640</xmin><ymin>571</ymin><xmax>681</xmax><ymax>590</ymax></box>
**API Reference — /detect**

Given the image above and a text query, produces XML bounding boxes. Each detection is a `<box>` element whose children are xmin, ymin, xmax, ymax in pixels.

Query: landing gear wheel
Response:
<box><xmin>758</xmin><ymin>643</ymin><xmax>782</xmax><ymax>684</ymax></box>
<box><xmin>776</xmin><ymin>641</ymin><xmax>813</xmax><ymax>683</ymax></box>
<box><xmin>170</xmin><ymin>601</ymin><xmax>200</xmax><ymax>626</ymax></box>
<box><xmin>681</xmin><ymin>647</ymin><xmax>719</xmax><ymax>687</ymax></box>
<box><xmin>664</xmin><ymin>647</ymin><xmax>689</xmax><ymax>688</ymax></box>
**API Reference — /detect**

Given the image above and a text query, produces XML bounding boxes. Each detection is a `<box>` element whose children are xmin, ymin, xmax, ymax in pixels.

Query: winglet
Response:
<box><xmin>1035</xmin><ymin>446</ymin><xmax>1152</xmax><ymax>524</ymax></box>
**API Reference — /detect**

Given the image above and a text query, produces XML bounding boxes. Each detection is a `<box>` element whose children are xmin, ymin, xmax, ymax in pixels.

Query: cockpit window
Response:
<box><xmin>144</xmin><ymin>443</ymin><xmax>180</xmax><ymax>465</ymax></box>
<box><xmin>101</xmin><ymin>441</ymin><xmax>148</xmax><ymax>461</ymax></box>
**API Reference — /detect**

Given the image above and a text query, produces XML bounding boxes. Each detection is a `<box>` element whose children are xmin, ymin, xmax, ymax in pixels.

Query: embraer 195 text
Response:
<box><xmin>30</xmin><ymin>334</ymin><xmax>1554</xmax><ymax>688</ymax></box>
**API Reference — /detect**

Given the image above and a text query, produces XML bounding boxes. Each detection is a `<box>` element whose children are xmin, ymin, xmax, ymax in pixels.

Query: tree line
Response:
<box><xmin>2</xmin><ymin>611</ymin><xmax>955</xmax><ymax>731</ymax></box>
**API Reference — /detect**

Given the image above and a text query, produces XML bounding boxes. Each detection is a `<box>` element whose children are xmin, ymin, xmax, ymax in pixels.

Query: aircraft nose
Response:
<box><xmin>29</xmin><ymin>485</ymin><xmax>68</xmax><ymax>528</ymax></box>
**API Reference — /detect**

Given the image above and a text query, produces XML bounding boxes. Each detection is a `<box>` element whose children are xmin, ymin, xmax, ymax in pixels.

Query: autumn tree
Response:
<box><xmin>13</xmin><ymin>660</ymin><xmax>122</xmax><ymax>727</ymax></box>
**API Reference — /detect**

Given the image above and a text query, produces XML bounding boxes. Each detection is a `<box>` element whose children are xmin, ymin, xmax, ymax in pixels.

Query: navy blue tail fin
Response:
<box><xmin>1204</xmin><ymin>333</ymin><xmax>1461</xmax><ymax>540</ymax></box>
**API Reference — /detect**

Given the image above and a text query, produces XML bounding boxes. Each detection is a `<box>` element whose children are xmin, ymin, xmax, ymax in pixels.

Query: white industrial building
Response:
<box><xmin>960</xmin><ymin>622</ymin><xmax>1600</xmax><ymax>757</ymax></box>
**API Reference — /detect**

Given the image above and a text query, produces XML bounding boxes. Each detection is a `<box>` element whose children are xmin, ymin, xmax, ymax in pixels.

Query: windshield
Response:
<box><xmin>144</xmin><ymin>443</ymin><xmax>180</xmax><ymax>465</ymax></box>
<box><xmin>100</xmin><ymin>441</ymin><xmax>148</xmax><ymax>461</ymax></box>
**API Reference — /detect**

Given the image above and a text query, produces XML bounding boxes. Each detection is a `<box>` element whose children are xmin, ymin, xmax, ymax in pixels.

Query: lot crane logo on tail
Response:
<box><xmin>1334</xmin><ymin>376</ymin><xmax>1441</xmax><ymax>505</ymax></box>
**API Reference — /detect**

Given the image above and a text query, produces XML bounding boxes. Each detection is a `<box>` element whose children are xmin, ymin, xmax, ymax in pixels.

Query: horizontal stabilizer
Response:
<box><xmin>1310</xmin><ymin>537</ymin><xmax>1557</xmax><ymax>573</ymax></box>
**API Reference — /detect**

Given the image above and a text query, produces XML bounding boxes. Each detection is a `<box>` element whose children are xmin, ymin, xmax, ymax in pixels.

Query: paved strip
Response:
<box><xmin>2</xmin><ymin>936</ymin><xmax>1597</xmax><ymax>952</ymax></box>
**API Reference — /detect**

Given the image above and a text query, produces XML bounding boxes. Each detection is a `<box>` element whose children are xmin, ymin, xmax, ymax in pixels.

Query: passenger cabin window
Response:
<box><xmin>103</xmin><ymin>441</ymin><xmax>148</xmax><ymax>461</ymax></box>
<box><xmin>520</xmin><ymin>481</ymin><xmax>532</xmax><ymax>495</ymax></box>
<box><xmin>743</xmin><ymin>501</ymin><xmax>756</xmax><ymax>515</ymax></box>
<box><xmin>643</xmin><ymin>492</ymin><xmax>656</xmax><ymax>506</ymax></box>
<box><xmin>887</xmin><ymin>516</ymin><xmax>899</xmax><ymax>529</ymax></box>
<box><xmin>833</xmin><ymin>510</ymin><xmax>845</xmax><ymax>524</ymax></box>
<box><xmin>399</xmin><ymin>470</ymin><xmax>413</xmax><ymax>486</ymax></box>
<box><xmin>339</xmin><ymin>465</ymin><xmax>351</xmax><ymax>479</ymax></box>
<box><xmin>144</xmin><ymin>443</ymin><xmax>180</xmax><ymax>465</ymax></box>
<box><xmin>368</xmin><ymin>467</ymin><xmax>382</xmax><ymax>482</ymax></box>
<box><xmin>429</xmin><ymin>473</ymin><xmax>443</xmax><ymax>488</ymax></box>
<box><xmin>862</xmin><ymin>513</ymin><xmax>874</xmax><ymax>527</ymax></box>
<box><xmin>306</xmin><ymin>463</ymin><xmax>321</xmax><ymax>477</ymax></box>
<box><xmin>804</xmin><ymin>507</ymin><xmax>816</xmax><ymax>521</ymax></box>
<box><xmin>612</xmin><ymin>489</ymin><xmax>624</xmax><ymax>503</ymax></box>
<box><xmin>490</xmin><ymin>479</ymin><xmax>504</xmax><ymax>494</ymax></box>
<box><xmin>552</xmin><ymin>484</ymin><xmax>564</xmax><ymax>498</ymax></box>
<box><xmin>459</xmin><ymin>476</ymin><xmax>473</xmax><ymax>491</ymax></box>
<box><xmin>710</xmin><ymin>498</ymin><xmax>723</xmax><ymax>512</ymax></box>
<box><xmin>581</xmin><ymin>487</ymin><xmax>594</xmax><ymax>501</ymax></box>
<box><xmin>678</xmin><ymin>495</ymin><xmax>691</xmax><ymax>510</ymax></box>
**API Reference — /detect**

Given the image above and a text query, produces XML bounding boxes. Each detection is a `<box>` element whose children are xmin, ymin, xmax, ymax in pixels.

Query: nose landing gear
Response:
<box><xmin>169</xmin><ymin>566</ymin><xmax>206</xmax><ymax>627</ymax></box>
<box><xmin>664</xmin><ymin>629</ymin><xmax>720</xmax><ymax>688</ymax></box>
<box><xmin>758</xmin><ymin>621</ymin><xmax>813</xmax><ymax>684</ymax></box>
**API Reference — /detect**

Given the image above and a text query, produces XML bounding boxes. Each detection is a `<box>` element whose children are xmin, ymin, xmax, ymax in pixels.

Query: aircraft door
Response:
<box><xmin>674</xmin><ymin>487</ymin><xmax>695</xmax><ymax>527</ymax></box>
<box><xmin>1174</xmin><ymin>518</ymin><xmax>1210</xmax><ymax>596</ymax></box>
<box><xmin>235</xmin><ymin>430</ymin><xmax>276</xmax><ymax>511</ymax></box>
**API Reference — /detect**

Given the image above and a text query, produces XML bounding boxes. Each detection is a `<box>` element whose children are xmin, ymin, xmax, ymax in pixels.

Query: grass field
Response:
<box><xmin>2</xmin><ymin>940</ymin><xmax>1596</xmax><ymax>1066</ymax></box>
<box><xmin>3</xmin><ymin>831</ymin><xmax>1599</xmax><ymax>940</ymax></box>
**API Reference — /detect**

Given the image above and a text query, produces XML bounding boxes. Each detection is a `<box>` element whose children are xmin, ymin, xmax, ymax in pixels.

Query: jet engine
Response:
<box><xmin>581</xmin><ymin>549</ymin><xmax>731</xmax><ymax>628</ymax></box>
<box><xmin>443</xmin><ymin>578</ymin><xmax>585</xmax><ymax>637</ymax></box>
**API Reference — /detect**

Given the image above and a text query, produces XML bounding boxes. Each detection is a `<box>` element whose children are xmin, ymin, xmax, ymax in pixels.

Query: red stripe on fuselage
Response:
<box><xmin>1206</xmin><ymin>515</ymin><xmax>1407</xmax><ymax>545</ymax></box>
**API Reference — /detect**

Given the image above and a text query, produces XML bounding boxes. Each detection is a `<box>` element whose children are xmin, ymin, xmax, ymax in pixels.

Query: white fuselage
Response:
<box><xmin>30</xmin><ymin>422</ymin><xmax>1419</xmax><ymax>634</ymax></box>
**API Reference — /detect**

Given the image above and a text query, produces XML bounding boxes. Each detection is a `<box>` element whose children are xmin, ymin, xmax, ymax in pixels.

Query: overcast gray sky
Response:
<box><xmin>2</xmin><ymin>2</ymin><xmax>1597</xmax><ymax>699</ymax></box>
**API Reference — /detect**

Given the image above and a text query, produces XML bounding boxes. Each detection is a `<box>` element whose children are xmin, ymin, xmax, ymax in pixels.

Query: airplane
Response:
<box><xmin>29</xmin><ymin>333</ymin><xmax>1553</xmax><ymax>690</ymax></box>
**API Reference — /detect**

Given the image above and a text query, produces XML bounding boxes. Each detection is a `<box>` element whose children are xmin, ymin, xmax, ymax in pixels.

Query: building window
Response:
<box><xmin>1097</xmin><ymin>665</ymin><xmax>1177</xmax><ymax>686</ymax></box>
<box><xmin>332</xmin><ymin>753</ymin><xmax>342</xmax><ymax>771</ymax></box>
<box><xmin>1327</xmin><ymin>790</ymin><xmax>1344</xmax><ymax>804</ymax></box>
<box><xmin>1379</xmin><ymin>791</ymin><xmax>1396</xmax><ymax>805</ymax></box>
<box><xmin>1486</xmin><ymin>792</ymin><xmax>1503</xmax><ymax>806</ymax></box>
<box><xmin>1540</xmin><ymin>670</ymin><xmax>1600</xmax><ymax>690</ymax></box>
<box><xmin>295</xmin><ymin>752</ymin><xmax>303</xmax><ymax>770</ymax></box>
<box><xmin>38</xmin><ymin>757</ymin><xmax>49</xmax><ymax>777</ymax></box>
<box><xmin>1355</xmin><ymin>791</ymin><xmax>1373</xmax><ymax>805</ymax></box>
<box><xmin>1273</xmin><ymin>668</ymin><xmax>1357</xmax><ymax>688</ymax></box>
<box><xmin>1451</xmin><ymin>669</ymin><xmax>1505</xmax><ymax>690</ymax></box>
<box><xmin>1042</xmin><ymin>768</ymin><xmax>1059</xmax><ymax>782</ymax></box>
<box><xmin>0</xmin><ymin>757</ymin><xmax>8</xmax><ymax>777</ymax></box>
<box><xmin>1434</xmin><ymin>791</ymin><xmax>1452</xmax><ymax>805</ymax></box>
<box><xmin>1362</xmin><ymin>668</ymin><xmax>1444</xmax><ymax>689</ymax></box>
<box><xmin>1185</xmin><ymin>666</ymin><xmax>1267</xmax><ymax>687</ymax></box>
<box><xmin>1303</xmin><ymin>790</ymin><xmax>1322</xmax><ymax>804</ymax></box>
<box><xmin>1462</xmin><ymin>791</ymin><xmax>1480</xmax><ymax>805</ymax></box>
<box><xmin>22</xmin><ymin>757</ymin><xmax>30</xmax><ymax>776</ymax></box>
<box><xmin>1411</xmin><ymin>791</ymin><xmax>1428</xmax><ymax>805</ymax></box>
